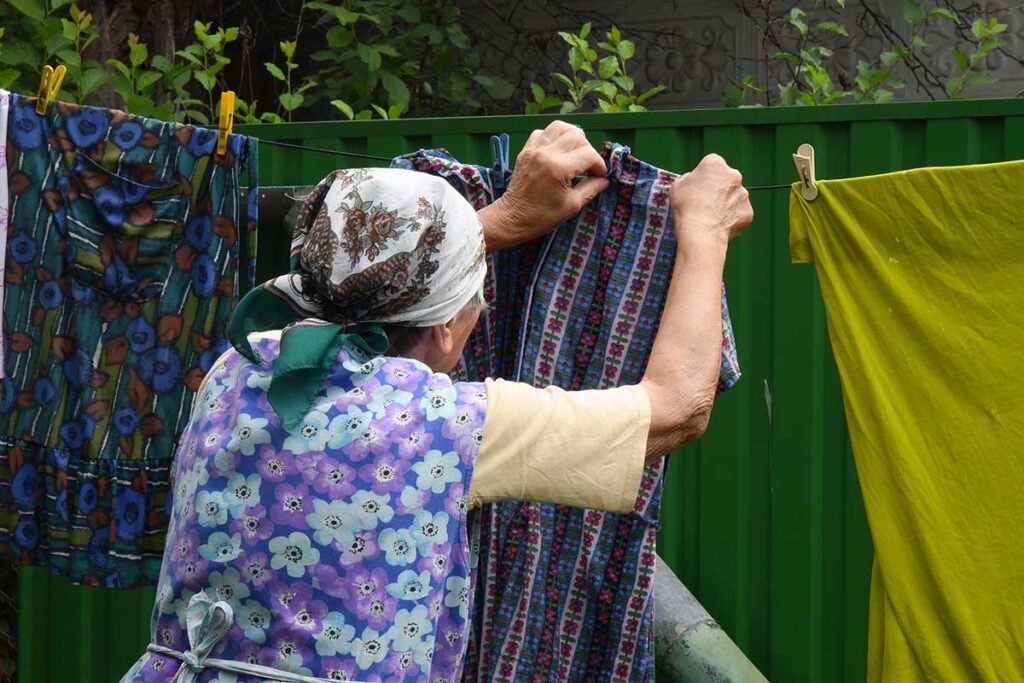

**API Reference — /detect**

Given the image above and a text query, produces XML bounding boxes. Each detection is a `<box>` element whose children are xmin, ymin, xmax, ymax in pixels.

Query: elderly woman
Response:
<box><xmin>121</xmin><ymin>122</ymin><xmax>753</xmax><ymax>683</ymax></box>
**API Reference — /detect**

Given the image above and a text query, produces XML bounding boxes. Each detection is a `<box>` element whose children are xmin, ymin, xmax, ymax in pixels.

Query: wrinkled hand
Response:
<box><xmin>480</xmin><ymin>121</ymin><xmax>610</xmax><ymax>252</ymax></box>
<box><xmin>670</xmin><ymin>154</ymin><xmax>754</xmax><ymax>249</ymax></box>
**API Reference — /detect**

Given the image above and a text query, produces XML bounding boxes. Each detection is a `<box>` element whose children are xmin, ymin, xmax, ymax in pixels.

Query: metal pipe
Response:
<box><xmin>654</xmin><ymin>555</ymin><xmax>769</xmax><ymax>682</ymax></box>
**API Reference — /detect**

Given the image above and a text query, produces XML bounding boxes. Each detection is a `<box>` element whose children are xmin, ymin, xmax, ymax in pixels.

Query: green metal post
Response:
<box><xmin>655</xmin><ymin>555</ymin><xmax>768</xmax><ymax>682</ymax></box>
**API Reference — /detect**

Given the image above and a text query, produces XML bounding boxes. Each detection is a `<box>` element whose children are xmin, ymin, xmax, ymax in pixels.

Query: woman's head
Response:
<box><xmin>249</xmin><ymin>168</ymin><xmax>488</xmax><ymax>371</ymax></box>
<box><xmin>384</xmin><ymin>284</ymin><xmax>486</xmax><ymax>372</ymax></box>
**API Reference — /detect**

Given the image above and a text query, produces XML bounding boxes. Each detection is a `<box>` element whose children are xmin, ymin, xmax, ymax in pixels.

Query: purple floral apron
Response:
<box><xmin>122</xmin><ymin>332</ymin><xmax>486</xmax><ymax>682</ymax></box>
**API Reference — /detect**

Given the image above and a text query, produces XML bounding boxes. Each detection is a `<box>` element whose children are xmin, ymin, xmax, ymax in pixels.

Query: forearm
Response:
<box><xmin>478</xmin><ymin>197</ymin><xmax>531</xmax><ymax>253</ymax></box>
<box><xmin>477</xmin><ymin>200</ymin><xmax>515</xmax><ymax>253</ymax></box>
<box><xmin>641</xmin><ymin>230</ymin><xmax>729</xmax><ymax>460</ymax></box>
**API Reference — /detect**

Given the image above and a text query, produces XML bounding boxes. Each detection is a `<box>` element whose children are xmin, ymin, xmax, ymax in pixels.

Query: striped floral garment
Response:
<box><xmin>394</xmin><ymin>144</ymin><xmax>740</xmax><ymax>682</ymax></box>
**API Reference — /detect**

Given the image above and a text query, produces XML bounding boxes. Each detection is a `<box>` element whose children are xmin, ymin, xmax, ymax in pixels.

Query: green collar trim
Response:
<box><xmin>229</xmin><ymin>283</ymin><xmax>389</xmax><ymax>429</ymax></box>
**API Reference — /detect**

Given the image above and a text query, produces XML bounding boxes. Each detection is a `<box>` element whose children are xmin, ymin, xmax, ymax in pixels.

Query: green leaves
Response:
<box><xmin>279</xmin><ymin>40</ymin><xmax>297</xmax><ymax>62</ymax></box>
<box><xmin>381</xmin><ymin>72</ymin><xmax>410</xmax><ymax>107</ymax></box>
<box><xmin>598</xmin><ymin>55</ymin><xmax>618</xmax><ymax>80</ymax></box>
<box><xmin>724</xmin><ymin>75</ymin><xmax>764</xmax><ymax>108</ymax></box>
<box><xmin>8</xmin><ymin>0</ymin><xmax>45</xmax><ymax>21</ymax></box>
<box><xmin>943</xmin><ymin>17</ymin><xmax>1007</xmax><ymax>98</ymax></box>
<box><xmin>356</xmin><ymin>43</ymin><xmax>381</xmax><ymax>71</ymax></box>
<box><xmin>265</xmin><ymin>62</ymin><xmax>286</xmax><ymax>82</ymax></box>
<box><xmin>788</xmin><ymin>8</ymin><xmax>809</xmax><ymax>36</ymax></box>
<box><xmin>971</xmin><ymin>17</ymin><xmax>1007</xmax><ymax>40</ymax></box>
<box><xmin>815</xmin><ymin>21</ymin><xmax>848</xmax><ymax>36</ymax></box>
<box><xmin>0</xmin><ymin>69</ymin><xmax>20</xmax><ymax>89</ymax></box>
<box><xmin>0</xmin><ymin>0</ymin><xmax>1005</xmax><ymax>124</ymax></box>
<box><xmin>0</xmin><ymin>41</ymin><xmax>39</xmax><ymax>67</ymax></box>
<box><xmin>279</xmin><ymin>93</ymin><xmax>304</xmax><ymax>112</ymax></box>
<box><xmin>903</xmin><ymin>0</ymin><xmax>925</xmax><ymax>28</ymax></box>
<box><xmin>193</xmin><ymin>70</ymin><xmax>215</xmax><ymax>92</ymax></box>
<box><xmin>929</xmin><ymin>7</ymin><xmax>958</xmax><ymax>23</ymax></box>
<box><xmin>330</xmin><ymin>99</ymin><xmax>355</xmax><ymax>119</ymax></box>
<box><xmin>307</xmin><ymin>2</ymin><xmax>365</xmax><ymax>25</ymax></box>
<box><xmin>264</xmin><ymin>39</ymin><xmax>317</xmax><ymax>122</ymax></box>
<box><xmin>636</xmin><ymin>85</ymin><xmax>666</xmax><ymax>104</ymax></box>
<box><xmin>952</xmin><ymin>49</ymin><xmax>968</xmax><ymax>72</ymax></box>
<box><xmin>137</xmin><ymin>70</ymin><xmax>162</xmax><ymax>90</ymax></box>
<box><xmin>371</xmin><ymin>103</ymin><xmax>403</xmax><ymax>119</ymax></box>
<box><xmin>175</xmin><ymin>47</ymin><xmax>202</xmax><ymax>67</ymax></box>
<box><xmin>525</xmin><ymin>80</ymin><xmax>563</xmax><ymax>114</ymax></box>
<box><xmin>720</xmin><ymin>0</ymin><xmax>1008</xmax><ymax>107</ymax></box>
<box><xmin>965</xmin><ymin>72</ymin><xmax>999</xmax><ymax>88</ymax></box>
<box><xmin>473</xmin><ymin>74</ymin><xmax>514</xmax><ymax>100</ymax></box>
<box><xmin>79</xmin><ymin>66</ymin><xmax>105</xmax><ymax>97</ymax></box>
<box><xmin>307</xmin><ymin>0</ymin><xmax>513</xmax><ymax>118</ymax></box>
<box><xmin>106</xmin><ymin>58</ymin><xmax>132</xmax><ymax>81</ymax></box>
<box><xmin>128</xmin><ymin>35</ymin><xmax>148</xmax><ymax>68</ymax></box>
<box><xmin>533</xmin><ymin>23</ymin><xmax>662</xmax><ymax>115</ymax></box>
<box><xmin>552</xmin><ymin>72</ymin><xmax>574</xmax><ymax>90</ymax></box>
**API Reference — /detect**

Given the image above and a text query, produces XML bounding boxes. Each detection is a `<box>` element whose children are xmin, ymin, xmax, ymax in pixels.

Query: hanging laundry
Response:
<box><xmin>0</xmin><ymin>94</ymin><xmax>258</xmax><ymax>588</ymax></box>
<box><xmin>394</xmin><ymin>145</ymin><xmax>740</xmax><ymax>681</ymax></box>
<box><xmin>0</xmin><ymin>91</ymin><xmax>9</xmax><ymax>380</ymax></box>
<box><xmin>790</xmin><ymin>161</ymin><xmax>1024</xmax><ymax>682</ymax></box>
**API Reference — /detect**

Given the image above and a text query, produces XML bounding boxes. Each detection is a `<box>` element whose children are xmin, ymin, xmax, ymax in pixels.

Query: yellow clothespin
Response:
<box><xmin>35</xmin><ymin>65</ymin><xmax>67</xmax><ymax>116</ymax></box>
<box><xmin>216</xmin><ymin>91</ymin><xmax>236</xmax><ymax>156</ymax></box>
<box><xmin>792</xmin><ymin>143</ymin><xmax>818</xmax><ymax>201</ymax></box>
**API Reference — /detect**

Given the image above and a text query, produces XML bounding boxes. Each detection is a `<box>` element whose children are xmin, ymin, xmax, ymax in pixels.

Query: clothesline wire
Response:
<box><xmin>258</xmin><ymin>138</ymin><xmax>791</xmax><ymax>192</ymax></box>
<box><xmin>747</xmin><ymin>182</ymin><xmax>794</xmax><ymax>191</ymax></box>
<box><xmin>259</xmin><ymin>138</ymin><xmax>395</xmax><ymax>162</ymax></box>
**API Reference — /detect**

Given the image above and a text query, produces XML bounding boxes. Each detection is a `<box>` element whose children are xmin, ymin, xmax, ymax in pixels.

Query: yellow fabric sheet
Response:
<box><xmin>790</xmin><ymin>161</ymin><xmax>1024</xmax><ymax>682</ymax></box>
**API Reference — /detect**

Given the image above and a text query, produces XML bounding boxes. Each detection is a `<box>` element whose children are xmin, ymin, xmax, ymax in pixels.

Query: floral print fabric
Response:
<box><xmin>258</xmin><ymin>167</ymin><xmax>487</xmax><ymax>328</ymax></box>
<box><xmin>395</xmin><ymin>145</ymin><xmax>740</xmax><ymax>682</ymax></box>
<box><xmin>122</xmin><ymin>334</ymin><xmax>486</xmax><ymax>682</ymax></box>
<box><xmin>0</xmin><ymin>94</ymin><xmax>258</xmax><ymax>587</ymax></box>
<box><xmin>0</xmin><ymin>90</ymin><xmax>9</xmax><ymax>379</ymax></box>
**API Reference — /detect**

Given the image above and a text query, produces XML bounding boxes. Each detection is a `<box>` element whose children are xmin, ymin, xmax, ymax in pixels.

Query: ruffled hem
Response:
<box><xmin>0</xmin><ymin>436</ymin><xmax>169</xmax><ymax>587</ymax></box>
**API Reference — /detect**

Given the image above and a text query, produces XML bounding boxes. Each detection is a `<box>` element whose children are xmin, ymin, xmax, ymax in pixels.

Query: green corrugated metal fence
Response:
<box><xmin>17</xmin><ymin>98</ymin><xmax>1024</xmax><ymax>682</ymax></box>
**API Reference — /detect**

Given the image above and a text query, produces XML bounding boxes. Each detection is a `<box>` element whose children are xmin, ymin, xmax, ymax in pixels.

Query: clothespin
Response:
<box><xmin>35</xmin><ymin>65</ymin><xmax>67</xmax><ymax>116</ymax></box>
<box><xmin>490</xmin><ymin>133</ymin><xmax>510</xmax><ymax>191</ymax></box>
<box><xmin>792</xmin><ymin>143</ymin><xmax>818</xmax><ymax>201</ymax></box>
<box><xmin>216</xmin><ymin>91</ymin><xmax>236</xmax><ymax>156</ymax></box>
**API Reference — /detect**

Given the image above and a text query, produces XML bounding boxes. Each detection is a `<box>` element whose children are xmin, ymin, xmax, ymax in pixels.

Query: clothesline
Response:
<box><xmin>258</xmin><ymin>138</ymin><xmax>791</xmax><ymax>192</ymax></box>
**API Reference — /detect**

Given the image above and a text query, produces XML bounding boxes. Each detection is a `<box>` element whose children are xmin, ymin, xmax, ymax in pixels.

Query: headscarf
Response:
<box><xmin>229</xmin><ymin>167</ymin><xmax>487</xmax><ymax>428</ymax></box>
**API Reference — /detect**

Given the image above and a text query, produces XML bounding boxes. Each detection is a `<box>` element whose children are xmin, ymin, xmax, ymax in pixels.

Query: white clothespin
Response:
<box><xmin>792</xmin><ymin>143</ymin><xmax>818</xmax><ymax>201</ymax></box>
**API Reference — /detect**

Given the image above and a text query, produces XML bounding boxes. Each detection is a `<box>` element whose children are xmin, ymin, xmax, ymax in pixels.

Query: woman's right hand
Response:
<box><xmin>669</xmin><ymin>154</ymin><xmax>754</xmax><ymax>249</ymax></box>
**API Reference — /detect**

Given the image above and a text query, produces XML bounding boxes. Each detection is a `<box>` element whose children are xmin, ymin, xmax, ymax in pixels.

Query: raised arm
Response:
<box><xmin>467</xmin><ymin>151</ymin><xmax>753</xmax><ymax>514</ymax></box>
<box><xmin>640</xmin><ymin>154</ymin><xmax>753</xmax><ymax>460</ymax></box>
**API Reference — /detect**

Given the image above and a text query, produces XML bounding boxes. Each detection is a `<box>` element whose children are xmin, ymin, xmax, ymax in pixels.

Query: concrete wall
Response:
<box><xmin>459</xmin><ymin>0</ymin><xmax>1024</xmax><ymax>110</ymax></box>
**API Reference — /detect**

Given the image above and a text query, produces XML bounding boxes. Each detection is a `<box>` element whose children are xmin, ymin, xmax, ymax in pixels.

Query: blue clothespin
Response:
<box><xmin>490</xmin><ymin>133</ymin><xmax>510</xmax><ymax>192</ymax></box>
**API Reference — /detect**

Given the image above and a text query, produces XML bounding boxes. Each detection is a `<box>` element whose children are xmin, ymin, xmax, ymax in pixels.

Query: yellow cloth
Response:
<box><xmin>790</xmin><ymin>161</ymin><xmax>1024</xmax><ymax>682</ymax></box>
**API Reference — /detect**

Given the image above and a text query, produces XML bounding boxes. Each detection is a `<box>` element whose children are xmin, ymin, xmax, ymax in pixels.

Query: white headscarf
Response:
<box><xmin>264</xmin><ymin>167</ymin><xmax>486</xmax><ymax>326</ymax></box>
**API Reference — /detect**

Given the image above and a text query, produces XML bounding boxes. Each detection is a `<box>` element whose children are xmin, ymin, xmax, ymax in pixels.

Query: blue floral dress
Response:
<box><xmin>0</xmin><ymin>93</ymin><xmax>258</xmax><ymax>587</ymax></box>
<box><xmin>121</xmin><ymin>333</ymin><xmax>486</xmax><ymax>682</ymax></box>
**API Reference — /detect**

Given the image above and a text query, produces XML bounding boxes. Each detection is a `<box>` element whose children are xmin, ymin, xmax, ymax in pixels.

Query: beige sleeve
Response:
<box><xmin>468</xmin><ymin>378</ymin><xmax>651</xmax><ymax>515</ymax></box>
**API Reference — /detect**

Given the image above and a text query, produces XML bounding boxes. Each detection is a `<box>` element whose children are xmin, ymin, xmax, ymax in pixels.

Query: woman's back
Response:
<box><xmin>124</xmin><ymin>332</ymin><xmax>486</xmax><ymax>682</ymax></box>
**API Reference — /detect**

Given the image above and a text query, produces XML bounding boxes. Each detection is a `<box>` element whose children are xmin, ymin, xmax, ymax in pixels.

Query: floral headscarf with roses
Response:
<box><xmin>229</xmin><ymin>167</ymin><xmax>487</xmax><ymax>429</ymax></box>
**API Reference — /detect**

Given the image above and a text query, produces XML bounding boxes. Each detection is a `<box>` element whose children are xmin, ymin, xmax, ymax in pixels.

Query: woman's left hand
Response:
<box><xmin>479</xmin><ymin>121</ymin><xmax>609</xmax><ymax>252</ymax></box>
